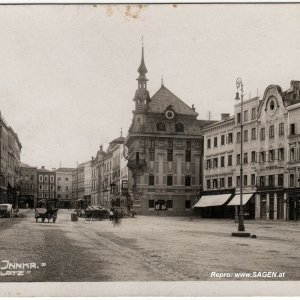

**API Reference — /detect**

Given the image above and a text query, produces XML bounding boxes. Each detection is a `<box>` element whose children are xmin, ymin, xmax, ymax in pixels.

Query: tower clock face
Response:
<box><xmin>165</xmin><ymin>110</ymin><xmax>175</xmax><ymax>119</ymax></box>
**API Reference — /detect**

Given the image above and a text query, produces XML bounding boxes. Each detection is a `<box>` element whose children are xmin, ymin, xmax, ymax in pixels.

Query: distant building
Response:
<box><xmin>83</xmin><ymin>161</ymin><xmax>92</xmax><ymax>204</ymax></box>
<box><xmin>56</xmin><ymin>167</ymin><xmax>74</xmax><ymax>208</ymax></box>
<box><xmin>19</xmin><ymin>163</ymin><xmax>37</xmax><ymax>208</ymax></box>
<box><xmin>37</xmin><ymin>166</ymin><xmax>56</xmax><ymax>205</ymax></box>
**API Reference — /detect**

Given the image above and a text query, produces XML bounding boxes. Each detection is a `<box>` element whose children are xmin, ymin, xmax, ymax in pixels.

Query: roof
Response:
<box><xmin>20</xmin><ymin>162</ymin><xmax>36</xmax><ymax>168</ymax></box>
<box><xmin>109</xmin><ymin>136</ymin><xmax>125</xmax><ymax>145</ymax></box>
<box><xmin>55</xmin><ymin>168</ymin><xmax>75</xmax><ymax>172</ymax></box>
<box><xmin>197</xmin><ymin>119</ymin><xmax>219</xmax><ymax>129</ymax></box>
<box><xmin>148</xmin><ymin>85</ymin><xmax>198</xmax><ymax>117</ymax></box>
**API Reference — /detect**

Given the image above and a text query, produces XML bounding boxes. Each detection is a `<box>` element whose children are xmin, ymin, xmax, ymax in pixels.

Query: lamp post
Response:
<box><xmin>232</xmin><ymin>77</ymin><xmax>251</xmax><ymax>237</ymax></box>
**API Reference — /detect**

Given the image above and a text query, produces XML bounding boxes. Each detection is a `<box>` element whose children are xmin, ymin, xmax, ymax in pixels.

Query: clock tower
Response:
<box><xmin>125</xmin><ymin>46</ymin><xmax>205</xmax><ymax>215</ymax></box>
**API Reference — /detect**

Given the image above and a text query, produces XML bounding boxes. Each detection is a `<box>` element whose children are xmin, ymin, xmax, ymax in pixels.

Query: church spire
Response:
<box><xmin>137</xmin><ymin>38</ymin><xmax>148</xmax><ymax>89</ymax></box>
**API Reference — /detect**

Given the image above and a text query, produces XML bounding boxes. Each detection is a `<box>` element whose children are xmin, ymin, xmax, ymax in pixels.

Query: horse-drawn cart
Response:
<box><xmin>35</xmin><ymin>208</ymin><xmax>58</xmax><ymax>223</ymax></box>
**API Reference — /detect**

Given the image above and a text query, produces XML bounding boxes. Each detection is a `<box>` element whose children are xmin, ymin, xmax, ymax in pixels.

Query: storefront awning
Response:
<box><xmin>194</xmin><ymin>194</ymin><xmax>232</xmax><ymax>208</ymax></box>
<box><xmin>227</xmin><ymin>193</ymin><xmax>253</xmax><ymax>206</ymax></box>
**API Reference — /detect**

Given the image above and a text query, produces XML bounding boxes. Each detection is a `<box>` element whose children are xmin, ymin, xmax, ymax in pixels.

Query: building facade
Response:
<box><xmin>0</xmin><ymin>112</ymin><xmax>22</xmax><ymax>206</ymax></box>
<box><xmin>37</xmin><ymin>166</ymin><xmax>56</xmax><ymax>205</ymax></box>
<box><xmin>19</xmin><ymin>163</ymin><xmax>37</xmax><ymax>208</ymax></box>
<box><xmin>56</xmin><ymin>168</ymin><xmax>73</xmax><ymax>208</ymax></box>
<box><xmin>124</xmin><ymin>47</ymin><xmax>213</xmax><ymax>215</ymax></box>
<box><xmin>201</xmin><ymin>80</ymin><xmax>300</xmax><ymax>221</ymax></box>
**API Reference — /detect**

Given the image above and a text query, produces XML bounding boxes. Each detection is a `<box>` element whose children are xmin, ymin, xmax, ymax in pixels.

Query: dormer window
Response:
<box><xmin>157</xmin><ymin>122</ymin><xmax>166</xmax><ymax>131</ymax></box>
<box><xmin>175</xmin><ymin>123</ymin><xmax>184</xmax><ymax>132</ymax></box>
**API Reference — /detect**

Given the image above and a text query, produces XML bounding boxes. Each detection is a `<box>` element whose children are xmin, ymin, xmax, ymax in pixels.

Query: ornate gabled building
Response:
<box><xmin>125</xmin><ymin>46</ymin><xmax>213</xmax><ymax>215</ymax></box>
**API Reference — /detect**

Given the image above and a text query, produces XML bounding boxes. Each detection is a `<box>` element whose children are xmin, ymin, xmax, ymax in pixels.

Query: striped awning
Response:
<box><xmin>227</xmin><ymin>193</ymin><xmax>253</xmax><ymax>206</ymax></box>
<box><xmin>194</xmin><ymin>194</ymin><xmax>232</xmax><ymax>208</ymax></box>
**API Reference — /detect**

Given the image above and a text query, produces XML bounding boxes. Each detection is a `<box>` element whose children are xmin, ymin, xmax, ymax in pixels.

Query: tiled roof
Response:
<box><xmin>148</xmin><ymin>85</ymin><xmax>198</xmax><ymax>116</ymax></box>
<box><xmin>56</xmin><ymin>168</ymin><xmax>75</xmax><ymax>172</ymax></box>
<box><xmin>20</xmin><ymin>162</ymin><xmax>36</xmax><ymax>168</ymax></box>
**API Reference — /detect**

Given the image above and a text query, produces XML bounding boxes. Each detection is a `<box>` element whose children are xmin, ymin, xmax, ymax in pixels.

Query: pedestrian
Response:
<box><xmin>109</xmin><ymin>208</ymin><xmax>114</xmax><ymax>221</ymax></box>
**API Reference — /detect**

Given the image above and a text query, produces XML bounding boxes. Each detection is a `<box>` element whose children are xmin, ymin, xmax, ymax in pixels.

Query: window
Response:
<box><xmin>44</xmin><ymin>193</ymin><xmax>48</xmax><ymax>198</ymax></box>
<box><xmin>237</xmin><ymin>112</ymin><xmax>241</xmax><ymax>124</ymax></box>
<box><xmin>149</xmin><ymin>200</ymin><xmax>154</xmax><ymax>208</ymax></box>
<box><xmin>228</xmin><ymin>155</ymin><xmax>232</xmax><ymax>166</ymax></box>
<box><xmin>167</xmin><ymin>176</ymin><xmax>173</xmax><ymax>186</ymax></box>
<box><xmin>213</xmin><ymin>158</ymin><xmax>218</xmax><ymax>168</ymax></box>
<box><xmin>261</xmin><ymin>151</ymin><xmax>265</xmax><ymax>162</ymax></box>
<box><xmin>236</xmin><ymin>154</ymin><xmax>241</xmax><ymax>165</ymax></box>
<box><xmin>251</xmin><ymin>107</ymin><xmax>256</xmax><ymax>120</ymax></box>
<box><xmin>251</xmin><ymin>174</ymin><xmax>256</xmax><ymax>186</ymax></box>
<box><xmin>221</xmin><ymin>156</ymin><xmax>225</xmax><ymax>167</ymax></box>
<box><xmin>278</xmin><ymin>174</ymin><xmax>284</xmax><ymax>186</ymax></box>
<box><xmin>31</xmin><ymin>175</ymin><xmax>34</xmax><ymax>180</ymax></box>
<box><xmin>39</xmin><ymin>175</ymin><xmax>43</xmax><ymax>182</ymax></box>
<box><xmin>214</xmin><ymin>137</ymin><xmax>218</xmax><ymax>147</ymax></box>
<box><xmin>251</xmin><ymin>128</ymin><xmax>256</xmax><ymax>140</ymax></box>
<box><xmin>157</xmin><ymin>122</ymin><xmax>166</xmax><ymax>131</ymax></box>
<box><xmin>220</xmin><ymin>178</ymin><xmax>225</xmax><ymax>188</ymax></box>
<box><xmin>236</xmin><ymin>176</ymin><xmax>240</xmax><ymax>187</ymax></box>
<box><xmin>251</xmin><ymin>151</ymin><xmax>256</xmax><ymax>163</ymax></box>
<box><xmin>213</xmin><ymin>179</ymin><xmax>218</xmax><ymax>189</ymax></box>
<box><xmin>168</xmin><ymin>139</ymin><xmax>173</xmax><ymax>149</ymax></box>
<box><xmin>167</xmin><ymin>149</ymin><xmax>173</xmax><ymax>162</ymax></box>
<box><xmin>39</xmin><ymin>185</ymin><xmax>43</xmax><ymax>191</ymax></box>
<box><xmin>58</xmin><ymin>186</ymin><xmax>61</xmax><ymax>191</ymax></box>
<box><xmin>185</xmin><ymin>176</ymin><xmax>191</xmax><ymax>186</ymax></box>
<box><xmin>237</xmin><ymin>132</ymin><xmax>241</xmax><ymax>143</ymax></box>
<box><xmin>290</xmin><ymin>123</ymin><xmax>296</xmax><ymax>135</ymax></box>
<box><xmin>290</xmin><ymin>174</ymin><xmax>295</xmax><ymax>187</ymax></box>
<box><xmin>44</xmin><ymin>175</ymin><xmax>48</xmax><ymax>183</ymax></box>
<box><xmin>185</xmin><ymin>200</ymin><xmax>191</xmax><ymax>209</ymax></box>
<box><xmin>244</xmin><ymin>110</ymin><xmax>248</xmax><ymax>123</ymax></box>
<box><xmin>260</xmin><ymin>128</ymin><xmax>265</xmax><ymax>140</ymax></box>
<box><xmin>244</xmin><ymin>130</ymin><xmax>248</xmax><ymax>142</ymax></box>
<box><xmin>207</xmin><ymin>180</ymin><xmax>211</xmax><ymax>189</ymax></box>
<box><xmin>260</xmin><ymin>176</ymin><xmax>265</xmax><ymax>187</ymax></box>
<box><xmin>228</xmin><ymin>133</ymin><xmax>233</xmax><ymax>143</ymax></box>
<box><xmin>290</xmin><ymin>148</ymin><xmax>295</xmax><ymax>161</ymax></box>
<box><xmin>269</xmin><ymin>175</ymin><xmax>274</xmax><ymax>187</ymax></box>
<box><xmin>65</xmin><ymin>177</ymin><xmax>69</xmax><ymax>182</ymax></box>
<box><xmin>244</xmin><ymin>153</ymin><xmax>248</xmax><ymax>164</ymax></box>
<box><xmin>58</xmin><ymin>194</ymin><xmax>61</xmax><ymax>199</ymax></box>
<box><xmin>269</xmin><ymin>150</ymin><xmax>275</xmax><ymax>162</ymax></box>
<box><xmin>279</xmin><ymin>123</ymin><xmax>284</xmax><ymax>136</ymax></box>
<box><xmin>150</xmin><ymin>139</ymin><xmax>155</xmax><ymax>148</ymax></box>
<box><xmin>44</xmin><ymin>185</ymin><xmax>49</xmax><ymax>191</ymax></box>
<box><xmin>269</xmin><ymin>125</ymin><xmax>274</xmax><ymax>138</ymax></box>
<box><xmin>207</xmin><ymin>139</ymin><xmax>211</xmax><ymax>149</ymax></box>
<box><xmin>207</xmin><ymin>159</ymin><xmax>211</xmax><ymax>169</ymax></box>
<box><xmin>66</xmin><ymin>195</ymin><xmax>68</xmax><ymax>199</ymax></box>
<box><xmin>167</xmin><ymin>200</ymin><xmax>173</xmax><ymax>209</ymax></box>
<box><xmin>228</xmin><ymin>177</ymin><xmax>232</xmax><ymax>187</ymax></box>
<box><xmin>244</xmin><ymin>175</ymin><xmax>248</xmax><ymax>186</ymax></box>
<box><xmin>186</xmin><ymin>142</ymin><xmax>191</xmax><ymax>162</ymax></box>
<box><xmin>175</xmin><ymin>123</ymin><xmax>184</xmax><ymax>132</ymax></box>
<box><xmin>278</xmin><ymin>148</ymin><xmax>284</xmax><ymax>161</ymax></box>
<box><xmin>149</xmin><ymin>148</ymin><xmax>155</xmax><ymax>161</ymax></box>
<box><xmin>31</xmin><ymin>184</ymin><xmax>34</xmax><ymax>189</ymax></box>
<box><xmin>221</xmin><ymin>135</ymin><xmax>225</xmax><ymax>145</ymax></box>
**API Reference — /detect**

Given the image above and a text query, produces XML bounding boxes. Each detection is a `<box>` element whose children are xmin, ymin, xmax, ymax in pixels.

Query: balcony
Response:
<box><xmin>127</xmin><ymin>159</ymin><xmax>147</xmax><ymax>170</ymax></box>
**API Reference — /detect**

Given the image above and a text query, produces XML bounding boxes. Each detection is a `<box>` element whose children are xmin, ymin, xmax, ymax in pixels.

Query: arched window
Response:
<box><xmin>157</xmin><ymin>122</ymin><xmax>166</xmax><ymax>131</ymax></box>
<box><xmin>175</xmin><ymin>123</ymin><xmax>184</xmax><ymax>132</ymax></box>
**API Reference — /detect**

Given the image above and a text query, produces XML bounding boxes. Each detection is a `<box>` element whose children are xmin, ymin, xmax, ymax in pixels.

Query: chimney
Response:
<box><xmin>192</xmin><ymin>104</ymin><xmax>196</xmax><ymax>111</ymax></box>
<box><xmin>221</xmin><ymin>113</ymin><xmax>230</xmax><ymax>120</ymax></box>
<box><xmin>100</xmin><ymin>145</ymin><xmax>103</xmax><ymax>152</ymax></box>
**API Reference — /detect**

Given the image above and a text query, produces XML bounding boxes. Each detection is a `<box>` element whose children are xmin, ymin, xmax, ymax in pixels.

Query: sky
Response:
<box><xmin>0</xmin><ymin>4</ymin><xmax>300</xmax><ymax>169</ymax></box>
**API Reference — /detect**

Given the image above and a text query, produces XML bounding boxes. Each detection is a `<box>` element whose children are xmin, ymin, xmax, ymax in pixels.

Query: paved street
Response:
<box><xmin>0</xmin><ymin>209</ymin><xmax>300</xmax><ymax>282</ymax></box>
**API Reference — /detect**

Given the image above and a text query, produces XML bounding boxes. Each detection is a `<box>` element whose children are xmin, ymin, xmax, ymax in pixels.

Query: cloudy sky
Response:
<box><xmin>0</xmin><ymin>4</ymin><xmax>300</xmax><ymax>169</ymax></box>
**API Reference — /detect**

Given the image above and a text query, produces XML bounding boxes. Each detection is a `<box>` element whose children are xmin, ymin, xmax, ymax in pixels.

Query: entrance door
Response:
<box><xmin>269</xmin><ymin>194</ymin><xmax>274</xmax><ymax>220</ymax></box>
<box><xmin>277</xmin><ymin>195</ymin><xmax>284</xmax><ymax>220</ymax></box>
<box><xmin>260</xmin><ymin>198</ymin><xmax>267</xmax><ymax>219</ymax></box>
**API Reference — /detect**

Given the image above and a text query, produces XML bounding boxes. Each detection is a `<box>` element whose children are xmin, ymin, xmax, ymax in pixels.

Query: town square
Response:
<box><xmin>0</xmin><ymin>4</ymin><xmax>300</xmax><ymax>297</ymax></box>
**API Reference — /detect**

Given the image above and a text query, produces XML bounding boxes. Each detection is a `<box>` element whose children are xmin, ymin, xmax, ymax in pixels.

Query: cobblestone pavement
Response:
<box><xmin>0</xmin><ymin>209</ymin><xmax>299</xmax><ymax>281</ymax></box>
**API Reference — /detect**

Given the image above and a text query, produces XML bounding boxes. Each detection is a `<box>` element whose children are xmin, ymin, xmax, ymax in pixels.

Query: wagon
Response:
<box><xmin>35</xmin><ymin>208</ymin><xmax>58</xmax><ymax>223</ymax></box>
<box><xmin>84</xmin><ymin>207</ymin><xmax>109</xmax><ymax>221</ymax></box>
<box><xmin>0</xmin><ymin>204</ymin><xmax>13</xmax><ymax>218</ymax></box>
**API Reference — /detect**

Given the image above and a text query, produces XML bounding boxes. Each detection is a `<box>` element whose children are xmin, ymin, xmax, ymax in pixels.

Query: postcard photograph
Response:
<box><xmin>0</xmin><ymin>3</ymin><xmax>299</xmax><ymax>297</ymax></box>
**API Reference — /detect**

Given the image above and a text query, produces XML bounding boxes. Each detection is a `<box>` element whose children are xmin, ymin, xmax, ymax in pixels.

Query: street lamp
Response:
<box><xmin>232</xmin><ymin>77</ymin><xmax>251</xmax><ymax>237</ymax></box>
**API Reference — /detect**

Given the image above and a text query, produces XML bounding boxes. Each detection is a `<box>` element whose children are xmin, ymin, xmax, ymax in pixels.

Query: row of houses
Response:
<box><xmin>0</xmin><ymin>111</ymin><xmax>22</xmax><ymax>206</ymax></box>
<box><xmin>200</xmin><ymin>81</ymin><xmax>300</xmax><ymax>221</ymax></box>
